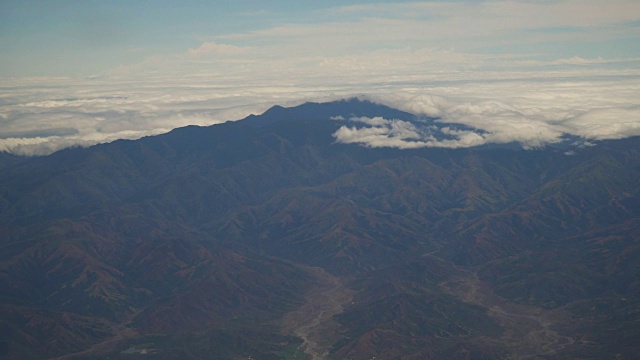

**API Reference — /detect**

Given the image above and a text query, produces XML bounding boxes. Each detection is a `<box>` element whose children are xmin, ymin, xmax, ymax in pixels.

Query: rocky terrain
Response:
<box><xmin>1</xmin><ymin>99</ymin><xmax>639</xmax><ymax>359</ymax></box>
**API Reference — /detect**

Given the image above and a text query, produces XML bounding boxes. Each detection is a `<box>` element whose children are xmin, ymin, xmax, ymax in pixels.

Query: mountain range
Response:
<box><xmin>1</xmin><ymin>99</ymin><xmax>639</xmax><ymax>359</ymax></box>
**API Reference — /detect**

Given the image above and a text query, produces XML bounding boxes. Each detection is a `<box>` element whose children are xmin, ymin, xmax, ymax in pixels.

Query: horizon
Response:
<box><xmin>1</xmin><ymin>0</ymin><xmax>639</xmax><ymax>155</ymax></box>
<box><xmin>3</xmin><ymin>3</ymin><xmax>640</xmax><ymax>358</ymax></box>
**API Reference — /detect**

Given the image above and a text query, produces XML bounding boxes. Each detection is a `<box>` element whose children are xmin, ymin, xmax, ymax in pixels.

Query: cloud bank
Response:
<box><xmin>1</xmin><ymin>1</ymin><xmax>639</xmax><ymax>155</ymax></box>
<box><xmin>1</xmin><ymin>73</ymin><xmax>639</xmax><ymax>155</ymax></box>
<box><xmin>334</xmin><ymin>76</ymin><xmax>640</xmax><ymax>150</ymax></box>
<box><xmin>0</xmin><ymin>76</ymin><xmax>308</xmax><ymax>155</ymax></box>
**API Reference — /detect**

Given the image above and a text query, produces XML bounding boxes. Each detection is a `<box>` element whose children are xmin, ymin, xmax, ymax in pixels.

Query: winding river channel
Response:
<box><xmin>281</xmin><ymin>266</ymin><xmax>355</xmax><ymax>360</ymax></box>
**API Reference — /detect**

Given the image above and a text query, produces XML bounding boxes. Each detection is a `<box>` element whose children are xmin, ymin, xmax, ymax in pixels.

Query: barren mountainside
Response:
<box><xmin>1</xmin><ymin>99</ymin><xmax>639</xmax><ymax>359</ymax></box>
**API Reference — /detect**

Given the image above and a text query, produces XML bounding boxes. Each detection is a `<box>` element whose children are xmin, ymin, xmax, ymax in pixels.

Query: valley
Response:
<box><xmin>281</xmin><ymin>266</ymin><xmax>355</xmax><ymax>360</ymax></box>
<box><xmin>1</xmin><ymin>99</ymin><xmax>639</xmax><ymax>359</ymax></box>
<box><xmin>441</xmin><ymin>265</ymin><xmax>576</xmax><ymax>359</ymax></box>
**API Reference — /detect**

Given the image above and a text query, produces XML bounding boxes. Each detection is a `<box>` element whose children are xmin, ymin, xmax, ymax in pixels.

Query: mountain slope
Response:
<box><xmin>1</xmin><ymin>99</ymin><xmax>639</xmax><ymax>359</ymax></box>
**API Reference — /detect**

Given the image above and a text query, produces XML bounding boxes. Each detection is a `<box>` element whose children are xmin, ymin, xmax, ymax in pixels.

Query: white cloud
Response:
<box><xmin>561</xmin><ymin>107</ymin><xmax>640</xmax><ymax>140</ymax></box>
<box><xmin>216</xmin><ymin>0</ymin><xmax>640</xmax><ymax>59</ymax></box>
<box><xmin>187</xmin><ymin>41</ymin><xmax>251</xmax><ymax>58</ymax></box>
<box><xmin>93</xmin><ymin>0</ymin><xmax>639</xmax><ymax>97</ymax></box>
<box><xmin>332</xmin><ymin>116</ymin><xmax>490</xmax><ymax>149</ymax></box>
<box><xmin>333</xmin><ymin>118</ymin><xmax>431</xmax><ymax>149</ymax></box>
<box><xmin>349</xmin><ymin>116</ymin><xmax>393</xmax><ymax>127</ymax></box>
<box><xmin>333</xmin><ymin>95</ymin><xmax>640</xmax><ymax>150</ymax></box>
<box><xmin>553</xmin><ymin>56</ymin><xmax>609</xmax><ymax>66</ymax></box>
<box><xmin>1</xmin><ymin>71</ymin><xmax>639</xmax><ymax>155</ymax></box>
<box><xmin>1</xmin><ymin>2</ymin><xmax>638</xmax><ymax>156</ymax></box>
<box><xmin>436</xmin><ymin>100</ymin><xmax>567</xmax><ymax>148</ymax></box>
<box><xmin>338</xmin><ymin>75</ymin><xmax>640</xmax><ymax>150</ymax></box>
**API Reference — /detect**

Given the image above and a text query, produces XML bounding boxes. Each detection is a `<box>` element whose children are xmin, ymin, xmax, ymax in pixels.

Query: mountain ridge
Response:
<box><xmin>1</xmin><ymin>98</ymin><xmax>639</xmax><ymax>359</ymax></box>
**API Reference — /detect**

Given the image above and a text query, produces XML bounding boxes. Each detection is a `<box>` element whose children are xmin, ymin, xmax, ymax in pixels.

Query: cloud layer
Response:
<box><xmin>334</xmin><ymin>76</ymin><xmax>640</xmax><ymax>150</ymax></box>
<box><xmin>1</xmin><ymin>73</ymin><xmax>639</xmax><ymax>155</ymax></box>
<box><xmin>0</xmin><ymin>76</ymin><xmax>309</xmax><ymax>155</ymax></box>
<box><xmin>1</xmin><ymin>1</ymin><xmax>639</xmax><ymax>155</ymax></box>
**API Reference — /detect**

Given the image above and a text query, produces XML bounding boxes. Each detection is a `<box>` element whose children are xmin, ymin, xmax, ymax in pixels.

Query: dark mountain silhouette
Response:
<box><xmin>1</xmin><ymin>98</ymin><xmax>639</xmax><ymax>359</ymax></box>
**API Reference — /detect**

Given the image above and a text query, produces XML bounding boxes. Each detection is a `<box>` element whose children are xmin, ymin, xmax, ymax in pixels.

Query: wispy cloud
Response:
<box><xmin>333</xmin><ymin>116</ymin><xmax>487</xmax><ymax>149</ymax></box>
<box><xmin>96</xmin><ymin>0</ymin><xmax>638</xmax><ymax>81</ymax></box>
<box><xmin>217</xmin><ymin>0</ymin><xmax>640</xmax><ymax>56</ymax></box>
<box><xmin>187</xmin><ymin>41</ymin><xmax>251</xmax><ymax>58</ymax></box>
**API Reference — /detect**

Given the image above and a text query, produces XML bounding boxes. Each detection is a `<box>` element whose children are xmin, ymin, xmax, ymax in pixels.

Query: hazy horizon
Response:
<box><xmin>1</xmin><ymin>0</ymin><xmax>639</xmax><ymax>155</ymax></box>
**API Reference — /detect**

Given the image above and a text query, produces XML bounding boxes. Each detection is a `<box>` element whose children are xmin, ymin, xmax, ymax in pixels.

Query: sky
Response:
<box><xmin>1</xmin><ymin>0</ymin><xmax>639</xmax><ymax>154</ymax></box>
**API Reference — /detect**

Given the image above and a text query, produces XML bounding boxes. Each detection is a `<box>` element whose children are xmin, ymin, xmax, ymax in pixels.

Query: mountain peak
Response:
<box><xmin>244</xmin><ymin>97</ymin><xmax>417</xmax><ymax>128</ymax></box>
<box><xmin>1</xmin><ymin>98</ymin><xmax>640</xmax><ymax>359</ymax></box>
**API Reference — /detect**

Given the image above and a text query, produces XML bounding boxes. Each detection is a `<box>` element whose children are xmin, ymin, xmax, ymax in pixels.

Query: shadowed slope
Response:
<box><xmin>1</xmin><ymin>99</ymin><xmax>640</xmax><ymax>359</ymax></box>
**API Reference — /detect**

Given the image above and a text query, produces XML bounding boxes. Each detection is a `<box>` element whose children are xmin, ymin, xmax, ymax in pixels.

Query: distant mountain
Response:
<box><xmin>1</xmin><ymin>99</ymin><xmax>639</xmax><ymax>359</ymax></box>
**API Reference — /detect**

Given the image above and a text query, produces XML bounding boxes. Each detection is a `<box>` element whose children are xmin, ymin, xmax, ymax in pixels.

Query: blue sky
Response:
<box><xmin>1</xmin><ymin>1</ymin><xmax>639</xmax><ymax>155</ymax></box>
<box><xmin>0</xmin><ymin>0</ymin><xmax>418</xmax><ymax>76</ymax></box>
<box><xmin>2</xmin><ymin>0</ymin><xmax>639</xmax><ymax>77</ymax></box>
